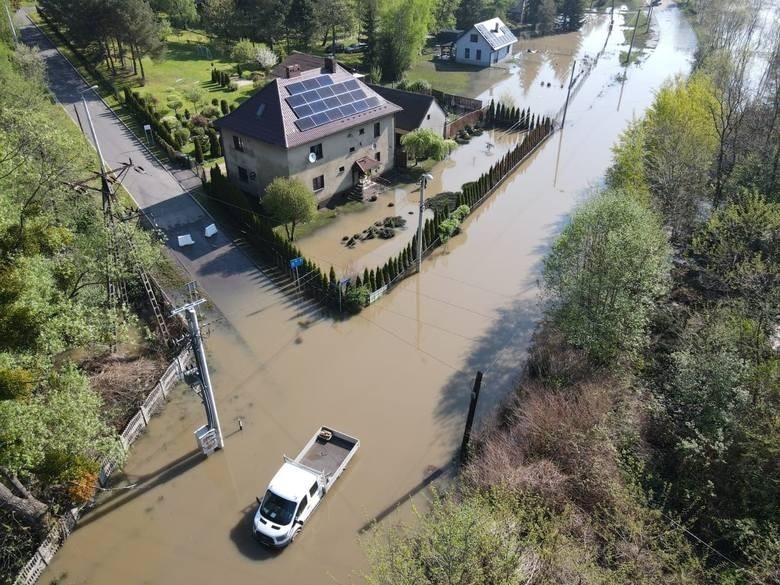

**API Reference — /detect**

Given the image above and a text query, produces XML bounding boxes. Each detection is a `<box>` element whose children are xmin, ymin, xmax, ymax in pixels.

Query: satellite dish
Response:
<box><xmin>308</xmin><ymin>152</ymin><xmax>317</xmax><ymax>164</ymax></box>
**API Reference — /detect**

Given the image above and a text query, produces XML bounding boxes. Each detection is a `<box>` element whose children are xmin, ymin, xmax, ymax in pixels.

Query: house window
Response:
<box><xmin>349</xmin><ymin>146</ymin><xmax>355</xmax><ymax>153</ymax></box>
<box><xmin>375</xmin><ymin>152</ymin><xmax>381</xmax><ymax>162</ymax></box>
<box><xmin>427</xmin><ymin>114</ymin><xmax>431</xmax><ymax>120</ymax></box>
<box><xmin>374</xmin><ymin>122</ymin><xmax>380</xmax><ymax>137</ymax></box>
<box><xmin>238</xmin><ymin>166</ymin><xmax>248</xmax><ymax>182</ymax></box>
<box><xmin>470</xmin><ymin>33</ymin><xmax>478</xmax><ymax>42</ymax></box>
<box><xmin>465</xmin><ymin>48</ymin><xmax>470</xmax><ymax>59</ymax></box>
<box><xmin>359</xmin><ymin>128</ymin><xmax>365</xmax><ymax>135</ymax></box>
<box><xmin>233</xmin><ymin>135</ymin><xmax>244</xmax><ymax>151</ymax></box>
<box><xmin>248</xmin><ymin>171</ymin><xmax>257</xmax><ymax>181</ymax></box>
<box><xmin>310</xmin><ymin>143</ymin><xmax>323</xmax><ymax>160</ymax></box>
<box><xmin>313</xmin><ymin>175</ymin><xmax>325</xmax><ymax>191</ymax></box>
<box><xmin>338</xmin><ymin>166</ymin><xmax>345</xmax><ymax>173</ymax></box>
<box><xmin>476</xmin><ymin>49</ymin><xmax>482</xmax><ymax>61</ymax></box>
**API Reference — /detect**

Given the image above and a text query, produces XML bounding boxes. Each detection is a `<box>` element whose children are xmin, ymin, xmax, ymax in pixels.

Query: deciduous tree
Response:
<box><xmin>262</xmin><ymin>177</ymin><xmax>317</xmax><ymax>240</ymax></box>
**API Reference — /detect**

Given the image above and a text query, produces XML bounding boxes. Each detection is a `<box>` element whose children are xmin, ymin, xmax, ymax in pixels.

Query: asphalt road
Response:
<box><xmin>19</xmin><ymin>12</ymin><xmax>285</xmax><ymax>323</ymax></box>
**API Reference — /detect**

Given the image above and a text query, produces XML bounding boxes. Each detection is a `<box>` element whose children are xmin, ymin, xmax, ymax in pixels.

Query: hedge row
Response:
<box><xmin>487</xmin><ymin>99</ymin><xmax>544</xmax><ymax>130</ymax></box>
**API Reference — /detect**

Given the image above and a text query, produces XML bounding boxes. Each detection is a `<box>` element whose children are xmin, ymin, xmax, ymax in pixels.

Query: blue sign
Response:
<box><xmin>289</xmin><ymin>257</ymin><xmax>304</xmax><ymax>269</ymax></box>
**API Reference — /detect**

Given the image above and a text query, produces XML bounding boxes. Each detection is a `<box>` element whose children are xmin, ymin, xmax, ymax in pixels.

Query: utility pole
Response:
<box><xmin>173</xmin><ymin>299</ymin><xmax>225</xmax><ymax>453</ymax></box>
<box><xmin>646</xmin><ymin>3</ymin><xmax>654</xmax><ymax>33</ymax></box>
<box><xmin>625</xmin><ymin>9</ymin><xmax>642</xmax><ymax>65</ymax></box>
<box><xmin>459</xmin><ymin>371</ymin><xmax>483</xmax><ymax>465</ymax></box>
<box><xmin>561</xmin><ymin>60</ymin><xmax>577</xmax><ymax>128</ymax></box>
<box><xmin>417</xmin><ymin>173</ymin><xmax>433</xmax><ymax>272</ymax></box>
<box><xmin>4</xmin><ymin>2</ymin><xmax>16</xmax><ymax>44</ymax></box>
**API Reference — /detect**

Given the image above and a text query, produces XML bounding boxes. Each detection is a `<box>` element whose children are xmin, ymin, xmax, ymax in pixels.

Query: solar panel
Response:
<box><xmin>340</xmin><ymin>103</ymin><xmax>356</xmax><ymax>115</ymax></box>
<box><xmin>302</xmin><ymin>90</ymin><xmax>320</xmax><ymax>103</ymax></box>
<box><xmin>295</xmin><ymin>116</ymin><xmax>316</xmax><ymax>131</ymax></box>
<box><xmin>349</xmin><ymin>89</ymin><xmax>366</xmax><ymax>101</ymax></box>
<box><xmin>285</xmin><ymin>74</ymin><xmax>385</xmax><ymax>131</ymax></box>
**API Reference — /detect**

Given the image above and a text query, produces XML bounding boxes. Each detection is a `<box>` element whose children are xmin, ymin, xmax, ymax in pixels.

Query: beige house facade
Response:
<box><xmin>215</xmin><ymin>58</ymin><xmax>401</xmax><ymax>204</ymax></box>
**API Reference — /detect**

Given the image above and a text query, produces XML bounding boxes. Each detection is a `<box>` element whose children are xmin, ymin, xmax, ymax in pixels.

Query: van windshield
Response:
<box><xmin>259</xmin><ymin>491</ymin><xmax>296</xmax><ymax>525</ymax></box>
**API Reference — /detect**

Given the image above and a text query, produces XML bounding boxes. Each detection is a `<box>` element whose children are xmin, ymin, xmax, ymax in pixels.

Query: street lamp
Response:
<box><xmin>417</xmin><ymin>173</ymin><xmax>433</xmax><ymax>272</ymax></box>
<box><xmin>80</xmin><ymin>85</ymin><xmax>106</xmax><ymax>176</ymax></box>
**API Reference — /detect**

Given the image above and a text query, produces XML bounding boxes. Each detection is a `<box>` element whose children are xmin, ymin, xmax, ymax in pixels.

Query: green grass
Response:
<box><xmin>29</xmin><ymin>11</ymin><xmax>259</xmax><ymax>156</ymax></box>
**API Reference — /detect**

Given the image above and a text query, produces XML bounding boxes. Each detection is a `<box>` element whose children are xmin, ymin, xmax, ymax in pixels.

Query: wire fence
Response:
<box><xmin>13</xmin><ymin>349</ymin><xmax>193</xmax><ymax>585</ymax></box>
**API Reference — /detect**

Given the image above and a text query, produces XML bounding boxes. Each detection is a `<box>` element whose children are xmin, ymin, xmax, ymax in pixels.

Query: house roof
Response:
<box><xmin>367</xmin><ymin>84</ymin><xmax>441</xmax><ymax>132</ymax></box>
<box><xmin>462</xmin><ymin>17</ymin><xmax>518</xmax><ymax>50</ymax></box>
<box><xmin>354</xmin><ymin>156</ymin><xmax>380</xmax><ymax>174</ymax></box>
<box><xmin>270</xmin><ymin>52</ymin><xmax>328</xmax><ymax>79</ymax></box>
<box><xmin>215</xmin><ymin>61</ymin><xmax>401</xmax><ymax>149</ymax></box>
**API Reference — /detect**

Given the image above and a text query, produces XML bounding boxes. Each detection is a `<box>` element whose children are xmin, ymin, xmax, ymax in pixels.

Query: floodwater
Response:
<box><xmin>296</xmin><ymin>128</ymin><xmax>526</xmax><ymax>277</ymax></box>
<box><xmin>42</xmin><ymin>4</ymin><xmax>696</xmax><ymax>584</ymax></box>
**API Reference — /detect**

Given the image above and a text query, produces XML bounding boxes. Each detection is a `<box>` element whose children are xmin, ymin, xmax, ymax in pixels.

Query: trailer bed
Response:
<box><xmin>299</xmin><ymin>434</ymin><xmax>355</xmax><ymax>477</ymax></box>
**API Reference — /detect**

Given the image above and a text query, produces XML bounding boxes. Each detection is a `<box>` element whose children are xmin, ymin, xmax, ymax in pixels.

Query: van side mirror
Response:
<box><xmin>256</xmin><ymin>496</ymin><xmax>262</xmax><ymax>505</ymax></box>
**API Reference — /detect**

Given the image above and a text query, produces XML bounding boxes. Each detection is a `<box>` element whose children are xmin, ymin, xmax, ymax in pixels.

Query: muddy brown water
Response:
<box><xmin>41</xmin><ymin>6</ymin><xmax>696</xmax><ymax>584</ymax></box>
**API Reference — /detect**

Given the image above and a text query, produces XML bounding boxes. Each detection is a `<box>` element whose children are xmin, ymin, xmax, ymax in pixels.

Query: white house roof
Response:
<box><xmin>472</xmin><ymin>17</ymin><xmax>517</xmax><ymax>50</ymax></box>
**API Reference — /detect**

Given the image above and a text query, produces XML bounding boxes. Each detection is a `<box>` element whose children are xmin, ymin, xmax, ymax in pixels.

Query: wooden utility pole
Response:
<box><xmin>459</xmin><ymin>371</ymin><xmax>483</xmax><ymax>465</ymax></box>
<box><xmin>561</xmin><ymin>60</ymin><xmax>577</xmax><ymax>128</ymax></box>
<box><xmin>625</xmin><ymin>9</ymin><xmax>642</xmax><ymax>65</ymax></box>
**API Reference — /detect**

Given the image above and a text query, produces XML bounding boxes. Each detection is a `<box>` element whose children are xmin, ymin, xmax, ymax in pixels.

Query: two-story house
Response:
<box><xmin>214</xmin><ymin>57</ymin><xmax>401</xmax><ymax>204</ymax></box>
<box><xmin>453</xmin><ymin>17</ymin><xmax>517</xmax><ymax>67</ymax></box>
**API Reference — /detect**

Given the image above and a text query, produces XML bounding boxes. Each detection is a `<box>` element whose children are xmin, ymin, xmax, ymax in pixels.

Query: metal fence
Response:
<box><xmin>14</xmin><ymin>349</ymin><xmax>192</xmax><ymax>585</ymax></box>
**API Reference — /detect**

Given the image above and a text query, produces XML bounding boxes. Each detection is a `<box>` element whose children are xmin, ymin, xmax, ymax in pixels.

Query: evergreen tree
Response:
<box><xmin>360</xmin><ymin>0</ymin><xmax>380</xmax><ymax>69</ymax></box>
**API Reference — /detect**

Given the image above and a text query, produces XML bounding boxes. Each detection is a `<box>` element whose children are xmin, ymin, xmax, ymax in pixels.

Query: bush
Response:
<box><xmin>228</xmin><ymin>81</ymin><xmax>240</xmax><ymax>92</ymax></box>
<box><xmin>201</xmin><ymin>105</ymin><xmax>221</xmax><ymax>118</ymax></box>
<box><xmin>344</xmin><ymin>285</ymin><xmax>370</xmax><ymax>314</ymax></box>
<box><xmin>173</xmin><ymin>127</ymin><xmax>191</xmax><ymax>147</ymax></box>
<box><xmin>406</xmin><ymin>78</ymin><xmax>431</xmax><ymax>94</ymax></box>
<box><xmin>241</xmin><ymin>70</ymin><xmax>253</xmax><ymax>80</ymax></box>
<box><xmin>220</xmin><ymin>99</ymin><xmax>229</xmax><ymax>115</ymax></box>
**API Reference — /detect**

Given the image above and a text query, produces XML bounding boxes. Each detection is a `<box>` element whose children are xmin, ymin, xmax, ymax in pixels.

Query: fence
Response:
<box><xmin>444</xmin><ymin>107</ymin><xmax>488</xmax><ymax>138</ymax></box>
<box><xmin>14</xmin><ymin>349</ymin><xmax>192</xmax><ymax>585</ymax></box>
<box><xmin>432</xmin><ymin>89</ymin><xmax>483</xmax><ymax>114</ymax></box>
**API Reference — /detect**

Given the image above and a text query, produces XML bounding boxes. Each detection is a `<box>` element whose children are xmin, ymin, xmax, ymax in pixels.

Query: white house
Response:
<box><xmin>453</xmin><ymin>17</ymin><xmax>517</xmax><ymax>67</ymax></box>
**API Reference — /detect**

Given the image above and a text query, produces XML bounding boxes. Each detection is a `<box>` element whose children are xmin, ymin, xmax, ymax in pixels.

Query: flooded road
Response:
<box><xmin>42</xmin><ymin>4</ymin><xmax>696</xmax><ymax>584</ymax></box>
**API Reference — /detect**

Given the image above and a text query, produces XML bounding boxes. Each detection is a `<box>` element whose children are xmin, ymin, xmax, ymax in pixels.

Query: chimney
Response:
<box><xmin>286</xmin><ymin>64</ymin><xmax>301</xmax><ymax>78</ymax></box>
<box><xmin>324</xmin><ymin>55</ymin><xmax>337</xmax><ymax>73</ymax></box>
<box><xmin>493</xmin><ymin>21</ymin><xmax>500</xmax><ymax>32</ymax></box>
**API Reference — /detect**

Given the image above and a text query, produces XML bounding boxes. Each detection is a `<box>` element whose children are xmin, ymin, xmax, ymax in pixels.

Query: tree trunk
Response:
<box><xmin>130</xmin><ymin>42</ymin><xmax>138</xmax><ymax>76</ymax></box>
<box><xmin>0</xmin><ymin>470</ymin><xmax>49</xmax><ymax>527</ymax></box>
<box><xmin>104</xmin><ymin>38</ymin><xmax>116</xmax><ymax>74</ymax></box>
<box><xmin>117</xmin><ymin>39</ymin><xmax>126</xmax><ymax>69</ymax></box>
<box><xmin>136</xmin><ymin>45</ymin><xmax>146</xmax><ymax>79</ymax></box>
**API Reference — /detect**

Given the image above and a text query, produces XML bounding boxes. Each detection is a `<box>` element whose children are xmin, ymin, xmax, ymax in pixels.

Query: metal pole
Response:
<box><xmin>417</xmin><ymin>179</ymin><xmax>425</xmax><ymax>272</ymax></box>
<box><xmin>4</xmin><ymin>2</ymin><xmax>16</xmax><ymax>44</ymax></box>
<box><xmin>184</xmin><ymin>305</ymin><xmax>224</xmax><ymax>449</ymax></box>
<box><xmin>459</xmin><ymin>371</ymin><xmax>483</xmax><ymax>465</ymax></box>
<box><xmin>561</xmin><ymin>60</ymin><xmax>577</xmax><ymax>129</ymax></box>
<box><xmin>646</xmin><ymin>3</ymin><xmax>653</xmax><ymax>33</ymax></box>
<box><xmin>625</xmin><ymin>9</ymin><xmax>642</xmax><ymax>65</ymax></box>
<box><xmin>81</xmin><ymin>91</ymin><xmax>107</xmax><ymax>176</ymax></box>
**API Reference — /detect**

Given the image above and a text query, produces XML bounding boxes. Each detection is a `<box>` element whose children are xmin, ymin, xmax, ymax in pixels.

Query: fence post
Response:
<box><xmin>459</xmin><ymin>371</ymin><xmax>483</xmax><ymax>465</ymax></box>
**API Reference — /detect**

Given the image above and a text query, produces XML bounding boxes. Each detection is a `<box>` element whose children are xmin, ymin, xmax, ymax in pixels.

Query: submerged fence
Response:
<box><xmin>13</xmin><ymin>349</ymin><xmax>192</xmax><ymax>585</ymax></box>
